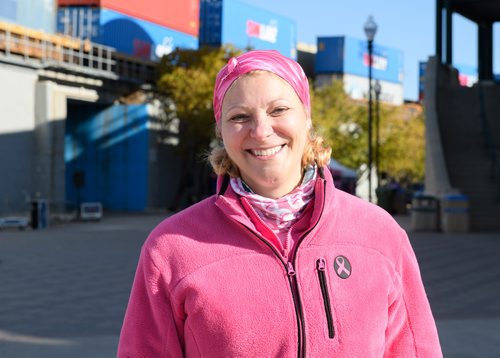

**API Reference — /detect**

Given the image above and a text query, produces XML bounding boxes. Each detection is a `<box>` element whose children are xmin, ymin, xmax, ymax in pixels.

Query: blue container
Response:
<box><xmin>0</xmin><ymin>0</ymin><xmax>55</xmax><ymax>33</ymax></box>
<box><xmin>65</xmin><ymin>103</ymin><xmax>150</xmax><ymax>211</ymax></box>
<box><xmin>418</xmin><ymin>61</ymin><xmax>426</xmax><ymax>101</ymax></box>
<box><xmin>199</xmin><ymin>0</ymin><xmax>222</xmax><ymax>46</ymax></box>
<box><xmin>316</xmin><ymin>36</ymin><xmax>404</xmax><ymax>84</ymax></box>
<box><xmin>57</xmin><ymin>7</ymin><xmax>198</xmax><ymax>60</ymax></box>
<box><xmin>199</xmin><ymin>0</ymin><xmax>297</xmax><ymax>59</ymax></box>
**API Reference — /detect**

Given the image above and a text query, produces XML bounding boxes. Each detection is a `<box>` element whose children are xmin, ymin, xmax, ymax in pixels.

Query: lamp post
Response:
<box><xmin>364</xmin><ymin>15</ymin><xmax>377</xmax><ymax>202</ymax></box>
<box><xmin>374</xmin><ymin>79</ymin><xmax>382</xmax><ymax>187</ymax></box>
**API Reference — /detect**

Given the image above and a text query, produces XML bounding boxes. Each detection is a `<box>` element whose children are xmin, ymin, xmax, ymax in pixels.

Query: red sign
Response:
<box><xmin>58</xmin><ymin>0</ymin><xmax>200</xmax><ymax>36</ymax></box>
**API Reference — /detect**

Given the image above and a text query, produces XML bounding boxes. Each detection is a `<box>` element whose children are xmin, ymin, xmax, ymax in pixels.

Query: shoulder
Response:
<box><xmin>336</xmin><ymin>189</ymin><xmax>400</xmax><ymax>230</ymax></box>
<box><xmin>136</xmin><ymin>196</ymin><xmax>222</xmax><ymax>283</ymax></box>
<box><xmin>140</xmin><ymin>194</ymin><xmax>248</xmax><ymax>273</ymax></box>
<box><xmin>326</xmin><ymin>186</ymin><xmax>408</xmax><ymax>263</ymax></box>
<box><xmin>144</xmin><ymin>195</ymin><xmax>220</xmax><ymax>250</ymax></box>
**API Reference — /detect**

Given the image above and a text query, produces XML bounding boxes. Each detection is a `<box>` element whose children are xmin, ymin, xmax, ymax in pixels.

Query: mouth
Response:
<box><xmin>248</xmin><ymin>145</ymin><xmax>285</xmax><ymax>157</ymax></box>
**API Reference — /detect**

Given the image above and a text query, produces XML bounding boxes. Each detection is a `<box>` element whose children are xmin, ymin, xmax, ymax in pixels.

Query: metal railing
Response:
<box><xmin>0</xmin><ymin>21</ymin><xmax>156</xmax><ymax>83</ymax></box>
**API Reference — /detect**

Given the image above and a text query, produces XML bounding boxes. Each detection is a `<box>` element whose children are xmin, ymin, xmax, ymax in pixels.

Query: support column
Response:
<box><xmin>34</xmin><ymin>81</ymin><xmax>67</xmax><ymax>208</ymax></box>
<box><xmin>445</xmin><ymin>0</ymin><xmax>453</xmax><ymax>65</ymax></box>
<box><xmin>436</xmin><ymin>0</ymin><xmax>443</xmax><ymax>63</ymax></box>
<box><xmin>478</xmin><ymin>21</ymin><xmax>493</xmax><ymax>80</ymax></box>
<box><xmin>34</xmin><ymin>81</ymin><xmax>98</xmax><ymax>209</ymax></box>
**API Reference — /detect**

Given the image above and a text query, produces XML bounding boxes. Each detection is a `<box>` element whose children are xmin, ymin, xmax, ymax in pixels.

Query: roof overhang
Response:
<box><xmin>448</xmin><ymin>0</ymin><xmax>500</xmax><ymax>23</ymax></box>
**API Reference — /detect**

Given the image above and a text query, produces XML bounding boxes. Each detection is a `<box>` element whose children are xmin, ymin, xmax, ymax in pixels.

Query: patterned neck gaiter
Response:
<box><xmin>230</xmin><ymin>166</ymin><xmax>317</xmax><ymax>235</ymax></box>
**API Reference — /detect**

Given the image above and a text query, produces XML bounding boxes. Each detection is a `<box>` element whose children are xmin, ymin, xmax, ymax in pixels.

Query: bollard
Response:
<box><xmin>30</xmin><ymin>199</ymin><xmax>49</xmax><ymax>229</ymax></box>
<box><xmin>441</xmin><ymin>194</ymin><xmax>469</xmax><ymax>233</ymax></box>
<box><xmin>410</xmin><ymin>195</ymin><xmax>439</xmax><ymax>231</ymax></box>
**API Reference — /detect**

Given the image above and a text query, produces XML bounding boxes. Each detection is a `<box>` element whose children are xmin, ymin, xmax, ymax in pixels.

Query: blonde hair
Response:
<box><xmin>208</xmin><ymin>127</ymin><xmax>332</xmax><ymax>177</ymax></box>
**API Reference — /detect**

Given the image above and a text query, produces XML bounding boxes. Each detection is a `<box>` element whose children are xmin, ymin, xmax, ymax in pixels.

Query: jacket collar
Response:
<box><xmin>214</xmin><ymin>166</ymin><xmax>336</xmax><ymax>247</ymax></box>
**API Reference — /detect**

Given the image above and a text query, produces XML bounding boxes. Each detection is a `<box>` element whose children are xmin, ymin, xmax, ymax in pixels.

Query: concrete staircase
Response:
<box><xmin>437</xmin><ymin>83</ymin><xmax>500</xmax><ymax>231</ymax></box>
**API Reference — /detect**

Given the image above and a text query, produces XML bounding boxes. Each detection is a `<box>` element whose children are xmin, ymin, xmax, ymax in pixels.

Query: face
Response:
<box><xmin>220</xmin><ymin>71</ymin><xmax>311</xmax><ymax>199</ymax></box>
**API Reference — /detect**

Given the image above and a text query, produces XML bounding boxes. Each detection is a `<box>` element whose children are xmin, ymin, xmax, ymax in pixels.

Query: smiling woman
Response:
<box><xmin>118</xmin><ymin>50</ymin><xmax>442</xmax><ymax>357</ymax></box>
<box><xmin>218</xmin><ymin>70</ymin><xmax>312</xmax><ymax>198</ymax></box>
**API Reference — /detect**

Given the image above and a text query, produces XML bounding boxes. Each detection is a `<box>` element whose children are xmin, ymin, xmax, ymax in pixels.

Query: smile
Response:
<box><xmin>249</xmin><ymin>145</ymin><xmax>285</xmax><ymax>157</ymax></box>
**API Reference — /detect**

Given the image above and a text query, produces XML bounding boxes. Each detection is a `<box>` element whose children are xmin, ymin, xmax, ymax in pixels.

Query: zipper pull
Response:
<box><xmin>317</xmin><ymin>258</ymin><xmax>326</xmax><ymax>271</ymax></box>
<box><xmin>287</xmin><ymin>262</ymin><xmax>296</xmax><ymax>276</ymax></box>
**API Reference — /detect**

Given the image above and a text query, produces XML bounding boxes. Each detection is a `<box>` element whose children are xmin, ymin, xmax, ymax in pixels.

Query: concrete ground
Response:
<box><xmin>0</xmin><ymin>213</ymin><xmax>499</xmax><ymax>357</ymax></box>
<box><xmin>396</xmin><ymin>215</ymin><xmax>500</xmax><ymax>358</ymax></box>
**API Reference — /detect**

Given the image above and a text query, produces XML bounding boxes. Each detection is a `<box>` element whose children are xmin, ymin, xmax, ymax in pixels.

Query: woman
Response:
<box><xmin>118</xmin><ymin>50</ymin><xmax>442</xmax><ymax>357</ymax></box>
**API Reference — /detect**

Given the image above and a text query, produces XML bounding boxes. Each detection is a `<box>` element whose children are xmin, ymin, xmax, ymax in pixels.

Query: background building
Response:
<box><xmin>56</xmin><ymin>0</ymin><xmax>200</xmax><ymax>60</ymax></box>
<box><xmin>199</xmin><ymin>0</ymin><xmax>297</xmax><ymax>59</ymax></box>
<box><xmin>419</xmin><ymin>61</ymin><xmax>477</xmax><ymax>101</ymax></box>
<box><xmin>296</xmin><ymin>42</ymin><xmax>316</xmax><ymax>79</ymax></box>
<box><xmin>315</xmin><ymin>36</ymin><xmax>404</xmax><ymax>105</ymax></box>
<box><xmin>0</xmin><ymin>0</ymin><xmax>55</xmax><ymax>33</ymax></box>
<box><xmin>0</xmin><ymin>1</ymin><xmax>182</xmax><ymax>216</ymax></box>
<box><xmin>0</xmin><ymin>0</ymin><xmax>414</xmax><ymax>218</ymax></box>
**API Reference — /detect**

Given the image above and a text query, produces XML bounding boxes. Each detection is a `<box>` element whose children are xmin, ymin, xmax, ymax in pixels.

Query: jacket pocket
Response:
<box><xmin>316</xmin><ymin>258</ymin><xmax>335</xmax><ymax>339</ymax></box>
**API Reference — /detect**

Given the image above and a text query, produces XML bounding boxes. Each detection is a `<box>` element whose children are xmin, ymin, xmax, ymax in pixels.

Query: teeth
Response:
<box><xmin>251</xmin><ymin>145</ymin><xmax>283</xmax><ymax>157</ymax></box>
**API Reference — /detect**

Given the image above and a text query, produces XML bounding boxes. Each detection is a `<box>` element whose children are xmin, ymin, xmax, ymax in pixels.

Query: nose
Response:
<box><xmin>251</xmin><ymin>114</ymin><xmax>273</xmax><ymax>140</ymax></box>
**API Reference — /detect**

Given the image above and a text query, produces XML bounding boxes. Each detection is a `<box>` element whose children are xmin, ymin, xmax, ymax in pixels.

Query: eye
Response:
<box><xmin>270</xmin><ymin>107</ymin><xmax>289</xmax><ymax>116</ymax></box>
<box><xmin>229</xmin><ymin>113</ymin><xmax>249</xmax><ymax>122</ymax></box>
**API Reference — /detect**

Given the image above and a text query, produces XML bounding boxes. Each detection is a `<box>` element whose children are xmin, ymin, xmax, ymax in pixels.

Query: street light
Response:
<box><xmin>364</xmin><ymin>15</ymin><xmax>377</xmax><ymax>202</ymax></box>
<box><xmin>374</xmin><ymin>79</ymin><xmax>382</xmax><ymax>187</ymax></box>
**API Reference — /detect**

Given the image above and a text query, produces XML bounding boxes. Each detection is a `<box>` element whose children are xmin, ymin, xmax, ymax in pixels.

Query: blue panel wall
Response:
<box><xmin>57</xmin><ymin>7</ymin><xmax>198</xmax><ymax>60</ymax></box>
<box><xmin>220</xmin><ymin>0</ymin><xmax>296</xmax><ymax>59</ymax></box>
<box><xmin>343</xmin><ymin>36</ymin><xmax>404</xmax><ymax>84</ymax></box>
<box><xmin>315</xmin><ymin>36</ymin><xmax>404</xmax><ymax>84</ymax></box>
<box><xmin>199</xmin><ymin>0</ymin><xmax>222</xmax><ymax>46</ymax></box>
<box><xmin>199</xmin><ymin>0</ymin><xmax>299</xmax><ymax>58</ymax></box>
<box><xmin>199</xmin><ymin>0</ymin><xmax>297</xmax><ymax>58</ymax></box>
<box><xmin>98</xmin><ymin>8</ymin><xmax>198</xmax><ymax>60</ymax></box>
<box><xmin>315</xmin><ymin>37</ymin><xmax>345</xmax><ymax>74</ymax></box>
<box><xmin>65</xmin><ymin>104</ymin><xmax>149</xmax><ymax>211</ymax></box>
<box><xmin>56</xmin><ymin>7</ymin><xmax>100</xmax><ymax>39</ymax></box>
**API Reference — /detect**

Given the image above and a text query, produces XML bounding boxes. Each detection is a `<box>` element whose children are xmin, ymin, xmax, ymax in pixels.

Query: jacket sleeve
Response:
<box><xmin>384</xmin><ymin>229</ymin><xmax>442</xmax><ymax>357</ymax></box>
<box><xmin>118</xmin><ymin>246</ymin><xmax>184</xmax><ymax>358</ymax></box>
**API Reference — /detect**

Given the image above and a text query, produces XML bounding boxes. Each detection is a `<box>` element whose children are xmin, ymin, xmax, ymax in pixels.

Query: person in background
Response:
<box><xmin>118</xmin><ymin>50</ymin><xmax>442</xmax><ymax>357</ymax></box>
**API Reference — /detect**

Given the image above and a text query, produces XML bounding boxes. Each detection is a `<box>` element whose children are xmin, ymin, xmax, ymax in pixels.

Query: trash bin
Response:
<box><xmin>393</xmin><ymin>189</ymin><xmax>408</xmax><ymax>215</ymax></box>
<box><xmin>441</xmin><ymin>194</ymin><xmax>469</xmax><ymax>233</ymax></box>
<box><xmin>410</xmin><ymin>195</ymin><xmax>439</xmax><ymax>231</ymax></box>
<box><xmin>31</xmin><ymin>199</ymin><xmax>49</xmax><ymax>229</ymax></box>
<box><xmin>376</xmin><ymin>186</ymin><xmax>395</xmax><ymax>214</ymax></box>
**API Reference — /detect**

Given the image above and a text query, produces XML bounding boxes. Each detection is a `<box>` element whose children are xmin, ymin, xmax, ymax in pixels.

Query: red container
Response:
<box><xmin>57</xmin><ymin>0</ymin><xmax>199</xmax><ymax>36</ymax></box>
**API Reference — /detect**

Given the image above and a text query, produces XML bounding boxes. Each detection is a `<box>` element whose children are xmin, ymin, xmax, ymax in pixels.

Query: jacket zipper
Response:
<box><xmin>316</xmin><ymin>258</ymin><xmax>335</xmax><ymax>339</ymax></box>
<box><xmin>285</xmin><ymin>261</ymin><xmax>305</xmax><ymax>358</ymax></box>
<box><xmin>234</xmin><ymin>178</ymin><xmax>327</xmax><ymax>358</ymax></box>
<box><xmin>290</xmin><ymin>179</ymin><xmax>327</xmax><ymax>357</ymax></box>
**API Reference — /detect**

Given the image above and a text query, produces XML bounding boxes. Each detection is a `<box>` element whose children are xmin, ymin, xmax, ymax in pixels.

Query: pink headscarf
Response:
<box><xmin>213</xmin><ymin>50</ymin><xmax>310</xmax><ymax>123</ymax></box>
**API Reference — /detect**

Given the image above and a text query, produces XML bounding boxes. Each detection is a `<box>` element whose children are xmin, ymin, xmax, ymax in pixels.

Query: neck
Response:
<box><xmin>241</xmin><ymin>173</ymin><xmax>304</xmax><ymax>199</ymax></box>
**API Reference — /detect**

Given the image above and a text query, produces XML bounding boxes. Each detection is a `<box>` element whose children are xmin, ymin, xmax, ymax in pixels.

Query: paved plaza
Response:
<box><xmin>0</xmin><ymin>213</ymin><xmax>499</xmax><ymax>357</ymax></box>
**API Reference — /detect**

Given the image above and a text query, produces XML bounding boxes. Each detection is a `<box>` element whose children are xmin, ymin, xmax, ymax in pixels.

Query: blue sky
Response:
<box><xmin>242</xmin><ymin>0</ymin><xmax>499</xmax><ymax>101</ymax></box>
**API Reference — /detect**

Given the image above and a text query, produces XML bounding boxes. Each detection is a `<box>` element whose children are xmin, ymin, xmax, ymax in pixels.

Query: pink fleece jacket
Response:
<box><xmin>118</xmin><ymin>168</ymin><xmax>442</xmax><ymax>357</ymax></box>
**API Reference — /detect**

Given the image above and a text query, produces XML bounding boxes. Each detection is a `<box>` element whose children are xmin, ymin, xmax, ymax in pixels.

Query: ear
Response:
<box><xmin>215</xmin><ymin>123</ymin><xmax>223</xmax><ymax>139</ymax></box>
<box><xmin>306</xmin><ymin>114</ymin><xmax>312</xmax><ymax>130</ymax></box>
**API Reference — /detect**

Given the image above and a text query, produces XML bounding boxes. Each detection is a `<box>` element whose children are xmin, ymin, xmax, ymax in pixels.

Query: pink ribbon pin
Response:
<box><xmin>335</xmin><ymin>256</ymin><xmax>351</xmax><ymax>277</ymax></box>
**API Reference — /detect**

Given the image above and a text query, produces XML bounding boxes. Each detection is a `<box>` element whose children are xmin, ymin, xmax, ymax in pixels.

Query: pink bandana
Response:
<box><xmin>230</xmin><ymin>166</ymin><xmax>317</xmax><ymax>237</ymax></box>
<box><xmin>213</xmin><ymin>50</ymin><xmax>310</xmax><ymax>123</ymax></box>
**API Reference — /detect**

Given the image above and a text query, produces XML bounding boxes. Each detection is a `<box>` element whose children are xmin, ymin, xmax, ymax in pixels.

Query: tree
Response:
<box><xmin>377</xmin><ymin>105</ymin><xmax>425</xmax><ymax>182</ymax></box>
<box><xmin>311</xmin><ymin>80</ymin><xmax>368</xmax><ymax>170</ymax></box>
<box><xmin>311</xmin><ymin>79</ymin><xmax>425</xmax><ymax>184</ymax></box>
<box><xmin>156</xmin><ymin>46</ymin><xmax>240</xmax><ymax>209</ymax></box>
